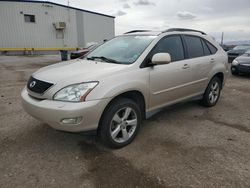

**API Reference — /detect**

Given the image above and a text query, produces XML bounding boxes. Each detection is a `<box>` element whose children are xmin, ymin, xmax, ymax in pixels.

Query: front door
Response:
<box><xmin>148</xmin><ymin>35</ymin><xmax>196</xmax><ymax>110</ymax></box>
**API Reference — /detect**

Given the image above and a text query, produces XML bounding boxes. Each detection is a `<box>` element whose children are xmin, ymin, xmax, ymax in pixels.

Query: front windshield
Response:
<box><xmin>243</xmin><ymin>49</ymin><xmax>250</xmax><ymax>56</ymax></box>
<box><xmin>233</xmin><ymin>45</ymin><xmax>250</xmax><ymax>50</ymax></box>
<box><xmin>86</xmin><ymin>35</ymin><xmax>157</xmax><ymax>64</ymax></box>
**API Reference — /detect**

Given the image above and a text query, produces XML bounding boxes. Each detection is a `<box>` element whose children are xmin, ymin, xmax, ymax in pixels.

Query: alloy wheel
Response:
<box><xmin>208</xmin><ymin>82</ymin><xmax>220</xmax><ymax>104</ymax></box>
<box><xmin>110</xmin><ymin>107</ymin><xmax>138</xmax><ymax>143</ymax></box>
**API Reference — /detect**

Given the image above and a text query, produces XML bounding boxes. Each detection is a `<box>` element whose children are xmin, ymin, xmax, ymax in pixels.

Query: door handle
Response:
<box><xmin>210</xmin><ymin>58</ymin><xmax>215</xmax><ymax>63</ymax></box>
<box><xmin>182</xmin><ymin>64</ymin><xmax>190</xmax><ymax>69</ymax></box>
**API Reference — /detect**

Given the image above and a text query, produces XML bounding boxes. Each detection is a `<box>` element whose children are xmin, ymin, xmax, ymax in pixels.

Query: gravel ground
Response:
<box><xmin>0</xmin><ymin>55</ymin><xmax>250</xmax><ymax>188</ymax></box>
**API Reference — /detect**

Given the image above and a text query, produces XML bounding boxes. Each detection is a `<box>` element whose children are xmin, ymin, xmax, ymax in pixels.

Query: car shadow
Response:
<box><xmin>1</xmin><ymin>98</ymin><xmax>223</xmax><ymax>187</ymax></box>
<box><xmin>236</xmin><ymin>73</ymin><xmax>250</xmax><ymax>78</ymax></box>
<box><xmin>1</xmin><ymin>121</ymin><xmax>166</xmax><ymax>187</ymax></box>
<box><xmin>146</xmin><ymin>99</ymin><xmax>202</xmax><ymax>122</ymax></box>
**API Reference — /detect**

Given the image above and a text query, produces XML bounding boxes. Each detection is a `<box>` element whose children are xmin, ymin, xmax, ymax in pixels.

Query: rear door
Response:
<box><xmin>182</xmin><ymin>35</ymin><xmax>216</xmax><ymax>93</ymax></box>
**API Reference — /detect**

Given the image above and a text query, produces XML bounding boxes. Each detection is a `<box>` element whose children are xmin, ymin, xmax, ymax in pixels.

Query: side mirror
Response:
<box><xmin>151</xmin><ymin>53</ymin><xmax>171</xmax><ymax>65</ymax></box>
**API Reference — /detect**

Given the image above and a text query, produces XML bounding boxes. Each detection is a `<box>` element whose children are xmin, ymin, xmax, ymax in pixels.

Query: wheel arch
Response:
<box><xmin>97</xmin><ymin>90</ymin><xmax>146</xmax><ymax>131</ymax></box>
<box><xmin>212</xmin><ymin>72</ymin><xmax>224</xmax><ymax>87</ymax></box>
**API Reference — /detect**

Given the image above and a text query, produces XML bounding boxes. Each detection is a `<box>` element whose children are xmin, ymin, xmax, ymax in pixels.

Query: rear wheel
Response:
<box><xmin>201</xmin><ymin>77</ymin><xmax>222</xmax><ymax>107</ymax></box>
<box><xmin>98</xmin><ymin>98</ymin><xmax>141</xmax><ymax>148</ymax></box>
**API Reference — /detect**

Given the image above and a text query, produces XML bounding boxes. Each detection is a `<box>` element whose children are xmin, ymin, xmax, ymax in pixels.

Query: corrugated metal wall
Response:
<box><xmin>0</xmin><ymin>1</ymin><xmax>115</xmax><ymax>48</ymax></box>
<box><xmin>76</xmin><ymin>10</ymin><xmax>85</xmax><ymax>47</ymax></box>
<box><xmin>82</xmin><ymin>11</ymin><xmax>115</xmax><ymax>46</ymax></box>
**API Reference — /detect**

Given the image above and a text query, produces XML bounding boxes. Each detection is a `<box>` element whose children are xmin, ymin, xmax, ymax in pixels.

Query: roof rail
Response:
<box><xmin>163</xmin><ymin>28</ymin><xmax>206</xmax><ymax>35</ymax></box>
<box><xmin>124</xmin><ymin>30</ymin><xmax>151</xmax><ymax>34</ymax></box>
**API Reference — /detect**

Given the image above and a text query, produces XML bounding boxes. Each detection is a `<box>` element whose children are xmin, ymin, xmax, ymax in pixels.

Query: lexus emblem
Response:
<box><xmin>29</xmin><ymin>81</ymin><xmax>36</xmax><ymax>88</ymax></box>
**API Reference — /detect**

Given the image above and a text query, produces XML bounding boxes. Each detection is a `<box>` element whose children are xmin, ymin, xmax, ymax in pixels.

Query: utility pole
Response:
<box><xmin>67</xmin><ymin>0</ymin><xmax>70</xmax><ymax>23</ymax></box>
<box><xmin>221</xmin><ymin>32</ymin><xmax>224</xmax><ymax>45</ymax></box>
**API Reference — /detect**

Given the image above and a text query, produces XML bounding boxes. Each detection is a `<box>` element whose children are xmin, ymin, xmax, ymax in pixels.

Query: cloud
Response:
<box><xmin>176</xmin><ymin>11</ymin><xmax>197</xmax><ymax>20</ymax></box>
<box><xmin>134</xmin><ymin>0</ymin><xmax>155</xmax><ymax>6</ymax></box>
<box><xmin>200</xmin><ymin>6</ymin><xmax>213</xmax><ymax>13</ymax></box>
<box><xmin>123</xmin><ymin>3</ymin><xmax>131</xmax><ymax>9</ymax></box>
<box><xmin>113</xmin><ymin>10</ymin><xmax>127</xmax><ymax>16</ymax></box>
<box><xmin>65</xmin><ymin>0</ymin><xmax>250</xmax><ymax>41</ymax></box>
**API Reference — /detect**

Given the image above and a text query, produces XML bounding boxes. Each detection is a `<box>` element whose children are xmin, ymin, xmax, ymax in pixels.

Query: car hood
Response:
<box><xmin>228</xmin><ymin>49</ymin><xmax>246</xmax><ymax>54</ymax></box>
<box><xmin>33</xmin><ymin>59</ymin><xmax>127</xmax><ymax>84</ymax></box>
<box><xmin>235</xmin><ymin>55</ymin><xmax>250</xmax><ymax>64</ymax></box>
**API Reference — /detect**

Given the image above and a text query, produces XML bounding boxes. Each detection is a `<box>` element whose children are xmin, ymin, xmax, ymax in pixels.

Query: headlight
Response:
<box><xmin>232</xmin><ymin>60</ymin><xmax>239</xmax><ymax>65</ymax></box>
<box><xmin>53</xmin><ymin>82</ymin><xmax>98</xmax><ymax>102</ymax></box>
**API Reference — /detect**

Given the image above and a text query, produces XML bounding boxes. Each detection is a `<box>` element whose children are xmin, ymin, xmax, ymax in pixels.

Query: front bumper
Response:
<box><xmin>21</xmin><ymin>88</ymin><xmax>110</xmax><ymax>132</ymax></box>
<box><xmin>231</xmin><ymin>64</ymin><xmax>250</xmax><ymax>74</ymax></box>
<box><xmin>238</xmin><ymin>64</ymin><xmax>250</xmax><ymax>74</ymax></box>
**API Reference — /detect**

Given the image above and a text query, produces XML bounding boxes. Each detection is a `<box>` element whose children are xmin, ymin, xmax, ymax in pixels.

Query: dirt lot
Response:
<box><xmin>0</xmin><ymin>55</ymin><xmax>250</xmax><ymax>188</ymax></box>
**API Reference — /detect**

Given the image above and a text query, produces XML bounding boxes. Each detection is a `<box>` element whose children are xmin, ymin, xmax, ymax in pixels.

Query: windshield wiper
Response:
<box><xmin>87</xmin><ymin>56</ymin><xmax>121</xmax><ymax>64</ymax></box>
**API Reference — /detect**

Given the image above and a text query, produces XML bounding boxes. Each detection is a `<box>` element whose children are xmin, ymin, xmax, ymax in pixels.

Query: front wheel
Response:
<box><xmin>98</xmin><ymin>98</ymin><xmax>141</xmax><ymax>148</ymax></box>
<box><xmin>201</xmin><ymin>77</ymin><xmax>222</xmax><ymax>107</ymax></box>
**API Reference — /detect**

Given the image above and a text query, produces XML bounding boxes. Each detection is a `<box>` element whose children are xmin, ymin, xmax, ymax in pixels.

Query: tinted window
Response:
<box><xmin>201</xmin><ymin>39</ymin><xmax>211</xmax><ymax>55</ymax></box>
<box><xmin>152</xmin><ymin>35</ymin><xmax>184</xmax><ymax>62</ymax></box>
<box><xmin>206</xmin><ymin>41</ymin><xmax>217</xmax><ymax>54</ymax></box>
<box><xmin>185</xmin><ymin>36</ymin><xmax>204</xmax><ymax>58</ymax></box>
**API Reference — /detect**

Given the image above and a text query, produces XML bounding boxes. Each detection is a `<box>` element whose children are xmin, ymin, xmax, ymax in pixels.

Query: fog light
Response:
<box><xmin>61</xmin><ymin>117</ymin><xmax>82</xmax><ymax>125</ymax></box>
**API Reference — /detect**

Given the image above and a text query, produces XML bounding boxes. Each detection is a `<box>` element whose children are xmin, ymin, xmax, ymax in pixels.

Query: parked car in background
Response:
<box><xmin>231</xmin><ymin>49</ymin><xmax>250</xmax><ymax>75</ymax></box>
<box><xmin>70</xmin><ymin>44</ymin><xmax>98</xmax><ymax>59</ymax></box>
<box><xmin>227</xmin><ymin>45</ymin><xmax>250</xmax><ymax>63</ymax></box>
<box><xmin>21</xmin><ymin>28</ymin><xmax>228</xmax><ymax>148</ymax></box>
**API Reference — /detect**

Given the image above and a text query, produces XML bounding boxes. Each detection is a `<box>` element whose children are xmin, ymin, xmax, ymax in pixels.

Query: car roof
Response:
<box><xmin>122</xmin><ymin>28</ymin><xmax>221</xmax><ymax>50</ymax></box>
<box><xmin>124</xmin><ymin>31</ymin><xmax>162</xmax><ymax>36</ymax></box>
<box><xmin>123</xmin><ymin>28</ymin><xmax>207</xmax><ymax>36</ymax></box>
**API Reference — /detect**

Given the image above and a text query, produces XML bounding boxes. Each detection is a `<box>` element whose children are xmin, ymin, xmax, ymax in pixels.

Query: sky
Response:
<box><xmin>50</xmin><ymin>0</ymin><xmax>250</xmax><ymax>43</ymax></box>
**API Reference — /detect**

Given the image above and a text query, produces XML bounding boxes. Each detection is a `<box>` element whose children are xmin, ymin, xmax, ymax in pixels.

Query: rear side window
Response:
<box><xmin>184</xmin><ymin>36</ymin><xmax>204</xmax><ymax>58</ymax></box>
<box><xmin>151</xmin><ymin>35</ymin><xmax>185</xmax><ymax>62</ymax></box>
<box><xmin>206</xmin><ymin>41</ymin><xmax>217</xmax><ymax>54</ymax></box>
<box><xmin>201</xmin><ymin>39</ymin><xmax>211</xmax><ymax>55</ymax></box>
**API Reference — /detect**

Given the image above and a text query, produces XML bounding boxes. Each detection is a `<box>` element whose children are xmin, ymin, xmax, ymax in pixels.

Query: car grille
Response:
<box><xmin>27</xmin><ymin>76</ymin><xmax>54</xmax><ymax>94</ymax></box>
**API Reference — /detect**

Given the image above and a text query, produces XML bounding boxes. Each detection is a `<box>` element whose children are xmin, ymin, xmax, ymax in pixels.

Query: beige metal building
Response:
<box><xmin>0</xmin><ymin>0</ymin><xmax>115</xmax><ymax>53</ymax></box>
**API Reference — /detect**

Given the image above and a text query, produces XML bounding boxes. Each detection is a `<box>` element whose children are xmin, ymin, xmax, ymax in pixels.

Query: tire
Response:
<box><xmin>231</xmin><ymin>66</ymin><xmax>238</xmax><ymax>75</ymax></box>
<box><xmin>201</xmin><ymin>77</ymin><xmax>222</xmax><ymax>107</ymax></box>
<box><xmin>98</xmin><ymin>98</ymin><xmax>141</xmax><ymax>148</ymax></box>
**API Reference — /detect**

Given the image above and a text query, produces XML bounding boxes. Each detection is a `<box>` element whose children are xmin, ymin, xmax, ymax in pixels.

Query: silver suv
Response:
<box><xmin>21</xmin><ymin>28</ymin><xmax>228</xmax><ymax>148</ymax></box>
